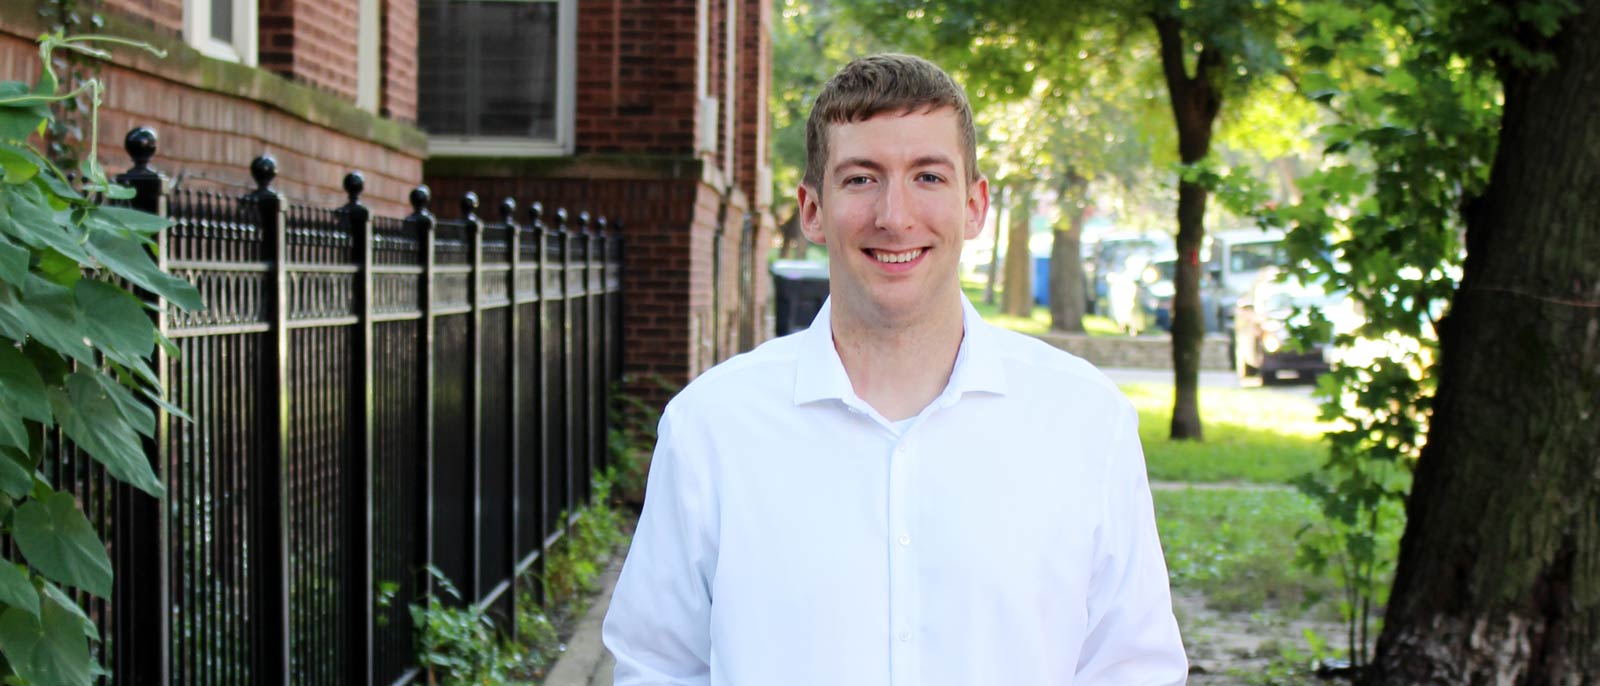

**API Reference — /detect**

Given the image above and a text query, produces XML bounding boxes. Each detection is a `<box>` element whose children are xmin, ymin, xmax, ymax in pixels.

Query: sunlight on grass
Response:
<box><xmin>1122</xmin><ymin>382</ymin><xmax>1328</xmax><ymax>485</ymax></box>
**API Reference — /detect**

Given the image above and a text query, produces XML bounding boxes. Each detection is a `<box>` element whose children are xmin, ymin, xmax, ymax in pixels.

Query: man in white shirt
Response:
<box><xmin>602</xmin><ymin>53</ymin><xmax>1187</xmax><ymax>685</ymax></box>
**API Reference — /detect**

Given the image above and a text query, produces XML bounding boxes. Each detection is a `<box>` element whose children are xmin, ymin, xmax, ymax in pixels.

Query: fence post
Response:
<box><xmin>528</xmin><ymin>201</ymin><xmax>550</xmax><ymax>605</ymax></box>
<box><xmin>114</xmin><ymin>126</ymin><xmax>169</xmax><ymax>686</ymax></box>
<box><xmin>593</xmin><ymin>216</ymin><xmax>608</xmax><ymax>477</ymax></box>
<box><xmin>555</xmin><ymin>208</ymin><xmax>575</xmax><ymax>525</ymax></box>
<box><xmin>407</xmin><ymin>186</ymin><xmax>437</xmax><ymax>603</ymax></box>
<box><xmin>499</xmin><ymin>196</ymin><xmax>521</xmax><ymax>634</ymax></box>
<box><xmin>341</xmin><ymin>172</ymin><xmax>375</xmax><ymax>686</ymax></box>
<box><xmin>739</xmin><ymin>212</ymin><xmax>756</xmax><ymax>352</ymax></box>
<box><xmin>247</xmin><ymin>154</ymin><xmax>291</xmax><ymax>686</ymax></box>
<box><xmin>586</xmin><ymin>216</ymin><xmax>603</xmax><ymax>483</ymax></box>
<box><xmin>463</xmin><ymin>192</ymin><xmax>484</xmax><ymax>603</ymax></box>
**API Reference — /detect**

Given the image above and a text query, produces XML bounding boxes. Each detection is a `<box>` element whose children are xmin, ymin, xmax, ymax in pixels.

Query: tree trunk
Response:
<box><xmin>1368</xmin><ymin>3</ymin><xmax>1600</xmax><ymax>683</ymax></box>
<box><xmin>1002</xmin><ymin>183</ymin><xmax>1035</xmax><ymax>317</ymax></box>
<box><xmin>984</xmin><ymin>184</ymin><xmax>1005</xmax><ymax>306</ymax></box>
<box><xmin>1152</xmin><ymin>12</ymin><xmax>1222</xmax><ymax>442</ymax></box>
<box><xmin>778</xmin><ymin>207</ymin><xmax>804</xmax><ymax>259</ymax></box>
<box><xmin>1050</xmin><ymin>174</ymin><xmax>1089</xmax><ymax>332</ymax></box>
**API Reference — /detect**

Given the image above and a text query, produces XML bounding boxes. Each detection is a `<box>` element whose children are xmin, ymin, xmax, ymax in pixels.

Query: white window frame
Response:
<box><xmin>183</xmin><ymin>0</ymin><xmax>258</xmax><ymax>66</ymax></box>
<box><xmin>427</xmin><ymin>0</ymin><xmax>577</xmax><ymax>157</ymax></box>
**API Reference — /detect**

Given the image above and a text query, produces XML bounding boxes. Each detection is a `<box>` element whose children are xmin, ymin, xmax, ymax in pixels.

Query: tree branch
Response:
<box><xmin>1149</xmin><ymin>10</ymin><xmax>1190</xmax><ymax>100</ymax></box>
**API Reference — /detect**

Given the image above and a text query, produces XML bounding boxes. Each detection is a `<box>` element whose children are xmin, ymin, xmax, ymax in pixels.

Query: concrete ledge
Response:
<box><xmin>1035</xmin><ymin>332</ymin><xmax>1232</xmax><ymax>371</ymax></box>
<box><xmin>543</xmin><ymin>555</ymin><xmax>623</xmax><ymax>686</ymax></box>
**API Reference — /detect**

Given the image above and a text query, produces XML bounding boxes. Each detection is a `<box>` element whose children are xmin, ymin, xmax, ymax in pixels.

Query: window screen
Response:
<box><xmin>418</xmin><ymin>0</ymin><xmax>559</xmax><ymax>138</ymax></box>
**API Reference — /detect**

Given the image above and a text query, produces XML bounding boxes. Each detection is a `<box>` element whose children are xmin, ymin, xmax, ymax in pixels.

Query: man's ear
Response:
<box><xmin>964</xmin><ymin>176</ymin><xmax>990</xmax><ymax>241</ymax></box>
<box><xmin>798</xmin><ymin>183</ymin><xmax>826</xmax><ymax>245</ymax></box>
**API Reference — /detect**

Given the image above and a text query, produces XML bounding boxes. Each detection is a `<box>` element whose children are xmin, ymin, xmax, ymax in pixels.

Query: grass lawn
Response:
<box><xmin>1154</xmin><ymin>488</ymin><xmax>1340</xmax><ymax>616</ymax></box>
<box><xmin>1122</xmin><ymin>382</ymin><xmax>1328</xmax><ymax>485</ymax></box>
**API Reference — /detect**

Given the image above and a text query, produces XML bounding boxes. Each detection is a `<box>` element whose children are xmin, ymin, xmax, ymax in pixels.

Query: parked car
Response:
<box><xmin>1138</xmin><ymin>253</ymin><xmax>1178</xmax><ymax>332</ymax></box>
<box><xmin>1232</xmin><ymin>269</ymin><xmax>1356</xmax><ymax>384</ymax></box>
<box><xmin>1087</xmin><ymin>233</ymin><xmax>1171</xmax><ymax>316</ymax></box>
<box><xmin>1206</xmin><ymin>228</ymin><xmax>1287</xmax><ymax>334</ymax></box>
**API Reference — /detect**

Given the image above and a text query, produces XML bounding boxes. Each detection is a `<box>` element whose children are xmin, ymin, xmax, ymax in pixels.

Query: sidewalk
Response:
<box><xmin>542</xmin><ymin>556</ymin><xmax>622</xmax><ymax>686</ymax></box>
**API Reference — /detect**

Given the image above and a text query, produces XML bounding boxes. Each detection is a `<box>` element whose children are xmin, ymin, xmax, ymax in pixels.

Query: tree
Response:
<box><xmin>1365</xmin><ymin>0</ymin><xmax>1600</xmax><ymax>679</ymax></box>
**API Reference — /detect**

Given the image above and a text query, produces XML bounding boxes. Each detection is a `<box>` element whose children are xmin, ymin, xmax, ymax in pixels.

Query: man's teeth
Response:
<box><xmin>872</xmin><ymin>249</ymin><xmax>923</xmax><ymax>264</ymax></box>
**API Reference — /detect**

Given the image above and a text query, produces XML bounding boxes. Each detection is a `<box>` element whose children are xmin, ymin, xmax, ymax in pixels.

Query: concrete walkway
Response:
<box><xmin>542</xmin><ymin>557</ymin><xmax>622</xmax><ymax>686</ymax></box>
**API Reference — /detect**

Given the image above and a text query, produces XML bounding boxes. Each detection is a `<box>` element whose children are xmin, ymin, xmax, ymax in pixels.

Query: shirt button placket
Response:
<box><xmin>887</xmin><ymin>436</ymin><xmax>916</xmax><ymax>684</ymax></box>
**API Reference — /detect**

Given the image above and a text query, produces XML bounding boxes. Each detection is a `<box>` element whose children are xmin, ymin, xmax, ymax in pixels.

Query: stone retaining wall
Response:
<box><xmin>1035</xmin><ymin>332</ymin><xmax>1233</xmax><ymax>371</ymax></box>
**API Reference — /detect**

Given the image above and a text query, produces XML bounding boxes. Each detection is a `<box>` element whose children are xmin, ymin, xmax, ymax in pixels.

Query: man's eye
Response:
<box><xmin>916</xmin><ymin>173</ymin><xmax>944</xmax><ymax>183</ymax></box>
<box><xmin>844</xmin><ymin>176</ymin><xmax>872</xmax><ymax>186</ymax></box>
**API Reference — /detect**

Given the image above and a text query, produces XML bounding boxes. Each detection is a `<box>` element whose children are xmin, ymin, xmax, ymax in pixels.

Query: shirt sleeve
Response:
<box><xmin>602</xmin><ymin>404</ymin><xmax>719</xmax><ymax>686</ymax></box>
<box><xmin>1074</xmin><ymin>403</ymin><xmax>1189</xmax><ymax>685</ymax></box>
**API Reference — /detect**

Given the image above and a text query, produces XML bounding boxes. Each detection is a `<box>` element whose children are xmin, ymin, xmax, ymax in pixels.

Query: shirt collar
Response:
<box><xmin>792</xmin><ymin>296</ymin><xmax>1009</xmax><ymax>407</ymax></box>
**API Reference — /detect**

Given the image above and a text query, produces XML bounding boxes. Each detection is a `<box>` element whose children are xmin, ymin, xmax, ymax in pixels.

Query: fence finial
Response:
<box><xmin>528</xmin><ymin>201</ymin><xmax>544</xmax><ymax>228</ymax></box>
<box><xmin>500</xmin><ymin>197</ymin><xmax>517</xmax><ymax>224</ymax></box>
<box><xmin>343</xmin><ymin>171</ymin><xmax>365</xmax><ymax>205</ymax></box>
<box><xmin>409</xmin><ymin>185</ymin><xmax>432</xmax><ymax>215</ymax></box>
<box><xmin>595</xmin><ymin>216</ymin><xmax>608</xmax><ymax>235</ymax></box>
<box><xmin>125</xmin><ymin>127</ymin><xmax>158</xmax><ymax>171</ymax></box>
<box><xmin>554</xmin><ymin>207</ymin><xmax>569</xmax><ymax>232</ymax></box>
<box><xmin>461</xmin><ymin>191</ymin><xmax>480</xmax><ymax>218</ymax></box>
<box><xmin>576</xmin><ymin>211</ymin><xmax>591</xmax><ymax>234</ymax></box>
<box><xmin>250</xmin><ymin>155</ymin><xmax>278</xmax><ymax>193</ymax></box>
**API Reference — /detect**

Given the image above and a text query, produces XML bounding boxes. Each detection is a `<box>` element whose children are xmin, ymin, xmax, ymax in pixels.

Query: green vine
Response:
<box><xmin>0</xmin><ymin>33</ymin><xmax>195</xmax><ymax>686</ymax></box>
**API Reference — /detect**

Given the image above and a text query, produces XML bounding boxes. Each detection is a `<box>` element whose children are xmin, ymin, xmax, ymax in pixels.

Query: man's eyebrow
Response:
<box><xmin>831</xmin><ymin>155</ymin><xmax>957</xmax><ymax>178</ymax></box>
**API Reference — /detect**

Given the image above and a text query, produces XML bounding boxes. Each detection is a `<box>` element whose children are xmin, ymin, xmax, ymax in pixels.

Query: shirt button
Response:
<box><xmin>895</xmin><ymin>444</ymin><xmax>907</xmax><ymax>454</ymax></box>
<box><xmin>898</xmin><ymin>631</ymin><xmax>911</xmax><ymax>642</ymax></box>
<box><xmin>898</xmin><ymin>535</ymin><xmax>911</xmax><ymax>546</ymax></box>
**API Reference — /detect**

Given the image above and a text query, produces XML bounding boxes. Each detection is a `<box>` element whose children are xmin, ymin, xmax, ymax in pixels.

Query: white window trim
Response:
<box><xmin>427</xmin><ymin>0</ymin><xmax>577</xmax><ymax>157</ymax></box>
<box><xmin>183</xmin><ymin>0</ymin><xmax>258</xmax><ymax>66</ymax></box>
<box><xmin>357</xmin><ymin>0</ymin><xmax>381</xmax><ymax>112</ymax></box>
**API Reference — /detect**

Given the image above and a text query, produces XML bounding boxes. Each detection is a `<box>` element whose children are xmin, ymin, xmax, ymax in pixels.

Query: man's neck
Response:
<box><xmin>830</xmin><ymin>294</ymin><xmax>966</xmax><ymax>422</ymax></box>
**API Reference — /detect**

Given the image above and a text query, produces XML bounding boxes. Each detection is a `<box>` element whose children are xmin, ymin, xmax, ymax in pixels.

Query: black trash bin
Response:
<box><xmin>771</xmin><ymin>260</ymin><xmax>830</xmax><ymax>336</ymax></box>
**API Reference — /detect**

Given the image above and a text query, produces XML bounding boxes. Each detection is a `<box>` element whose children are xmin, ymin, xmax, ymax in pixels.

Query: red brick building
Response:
<box><xmin>0</xmin><ymin>0</ymin><xmax>774</xmax><ymax>399</ymax></box>
<box><xmin>420</xmin><ymin>0</ymin><xmax>775</xmax><ymax>401</ymax></box>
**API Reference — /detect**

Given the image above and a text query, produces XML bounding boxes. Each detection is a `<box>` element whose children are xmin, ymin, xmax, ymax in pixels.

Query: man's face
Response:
<box><xmin>798</xmin><ymin>107</ymin><xmax>989</xmax><ymax>324</ymax></box>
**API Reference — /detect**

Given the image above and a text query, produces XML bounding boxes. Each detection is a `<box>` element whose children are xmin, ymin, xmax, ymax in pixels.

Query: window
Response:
<box><xmin>184</xmin><ymin>0</ymin><xmax>257</xmax><ymax>65</ymax></box>
<box><xmin>418</xmin><ymin>0</ymin><xmax>576</xmax><ymax>156</ymax></box>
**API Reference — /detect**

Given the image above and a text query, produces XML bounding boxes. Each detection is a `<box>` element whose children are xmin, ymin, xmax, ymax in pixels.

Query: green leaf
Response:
<box><xmin>0</xmin><ymin>342</ymin><xmax>51</xmax><ymax>423</ymax></box>
<box><xmin>89</xmin><ymin>371</ymin><xmax>153</xmax><ymax>438</ymax></box>
<box><xmin>0</xmin><ymin>277</ymin><xmax>94</xmax><ymax>365</ymax></box>
<box><xmin>76</xmin><ymin>280</ymin><xmax>153</xmax><ymax>360</ymax></box>
<box><xmin>0</xmin><ymin>409</ymin><xmax>26</xmax><ymax>453</ymax></box>
<box><xmin>0</xmin><ymin>561</ymin><xmax>37</xmax><ymax>620</ymax></box>
<box><xmin>37</xmin><ymin>583</ymin><xmax>95</xmax><ymax>641</ymax></box>
<box><xmin>0</xmin><ymin>599</ymin><xmax>93</xmax><ymax>686</ymax></box>
<box><xmin>0</xmin><ymin>182</ymin><xmax>89</xmax><ymax>265</ymax></box>
<box><xmin>0</xmin><ymin>234</ymin><xmax>26</xmax><ymax>286</ymax></box>
<box><xmin>12</xmin><ymin>490</ymin><xmax>112</xmax><ymax>598</ymax></box>
<box><xmin>0</xmin><ymin>447</ymin><xmax>33</xmax><ymax>498</ymax></box>
<box><xmin>0</xmin><ymin>83</ymin><xmax>50</xmax><ymax>143</ymax></box>
<box><xmin>89</xmin><ymin>206</ymin><xmax>171</xmax><ymax>237</ymax></box>
<box><xmin>34</xmin><ymin>248</ymin><xmax>80</xmax><ymax>289</ymax></box>
<box><xmin>0</xmin><ymin>146</ymin><xmax>37</xmax><ymax>185</ymax></box>
<box><xmin>51</xmin><ymin>373</ymin><xmax>162</xmax><ymax>497</ymax></box>
<box><xmin>84</xmin><ymin>231</ymin><xmax>202</xmax><ymax>312</ymax></box>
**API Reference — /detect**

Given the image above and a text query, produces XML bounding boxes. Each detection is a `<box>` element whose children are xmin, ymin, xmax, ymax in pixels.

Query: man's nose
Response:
<box><xmin>875</xmin><ymin>179</ymin><xmax>914</xmax><ymax>232</ymax></box>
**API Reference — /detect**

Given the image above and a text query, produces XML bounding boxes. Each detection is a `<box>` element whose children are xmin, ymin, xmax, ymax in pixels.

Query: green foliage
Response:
<box><xmin>408</xmin><ymin>567</ymin><xmax>522</xmax><ymax>686</ymax></box>
<box><xmin>0</xmin><ymin>33</ymin><xmax>193</xmax><ymax>686</ymax></box>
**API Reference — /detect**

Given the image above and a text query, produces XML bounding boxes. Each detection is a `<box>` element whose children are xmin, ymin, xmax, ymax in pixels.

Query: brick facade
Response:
<box><xmin>104</xmin><ymin>0</ymin><xmax>184</xmax><ymax>36</ymax></box>
<box><xmin>428</xmin><ymin>0</ymin><xmax>775</xmax><ymax>405</ymax></box>
<box><xmin>0</xmin><ymin>6</ymin><xmax>424</xmax><ymax>216</ymax></box>
<box><xmin>382</xmin><ymin>0</ymin><xmax>418</xmax><ymax>122</ymax></box>
<box><xmin>259</xmin><ymin>0</ymin><xmax>362</xmax><ymax>100</ymax></box>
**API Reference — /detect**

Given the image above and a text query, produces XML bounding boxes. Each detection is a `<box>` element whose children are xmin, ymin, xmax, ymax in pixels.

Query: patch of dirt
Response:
<box><xmin>1174</xmin><ymin>589</ymin><xmax>1347</xmax><ymax>684</ymax></box>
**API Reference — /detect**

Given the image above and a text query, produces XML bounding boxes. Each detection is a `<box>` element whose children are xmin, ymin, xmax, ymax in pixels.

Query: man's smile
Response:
<box><xmin>868</xmin><ymin>247</ymin><xmax>927</xmax><ymax>265</ymax></box>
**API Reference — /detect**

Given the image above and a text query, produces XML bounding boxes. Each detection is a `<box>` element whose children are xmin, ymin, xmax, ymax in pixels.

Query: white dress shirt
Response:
<box><xmin>602</xmin><ymin>298</ymin><xmax>1187</xmax><ymax>685</ymax></box>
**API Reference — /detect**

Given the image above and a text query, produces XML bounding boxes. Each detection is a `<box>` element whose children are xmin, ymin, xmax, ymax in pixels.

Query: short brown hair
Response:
<box><xmin>803</xmin><ymin>53</ymin><xmax>980</xmax><ymax>190</ymax></box>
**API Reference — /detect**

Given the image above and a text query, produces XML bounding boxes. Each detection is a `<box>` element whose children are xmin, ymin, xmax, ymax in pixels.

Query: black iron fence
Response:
<box><xmin>77</xmin><ymin>127</ymin><xmax>623</xmax><ymax>686</ymax></box>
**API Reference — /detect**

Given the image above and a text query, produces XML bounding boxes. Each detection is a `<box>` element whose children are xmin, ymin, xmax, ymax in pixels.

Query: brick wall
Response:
<box><xmin>0</xmin><ymin>28</ymin><xmax>424</xmax><ymax>216</ymax></box>
<box><xmin>575</xmin><ymin>0</ymin><xmax>697</xmax><ymax>155</ymax></box>
<box><xmin>382</xmin><ymin>0</ymin><xmax>418</xmax><ymax>122</ymax></box>
<box><xmin>104</xmin><ymin>0</ymin><xmax>183</xmax><ymax>37</ymax></box>
<box><xmin>735</xmin><ymin>0</ymin><xmax>767</xmax><ymax>209</ymax></box>
<box><xmin>259</xmin><ymin>0</ymin><xmax>361</xmax><ymax>100</ymax></box>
